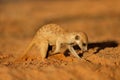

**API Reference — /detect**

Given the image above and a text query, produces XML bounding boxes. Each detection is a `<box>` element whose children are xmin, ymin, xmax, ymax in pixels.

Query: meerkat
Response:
<box><xmin>19</xmin><ymin>24</ymin><xmax>88</xmax><ymax>60</ymax></box>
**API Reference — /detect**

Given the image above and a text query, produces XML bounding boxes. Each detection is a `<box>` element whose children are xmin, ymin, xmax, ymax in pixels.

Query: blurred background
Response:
<box><xmin>0</xmin><ymin>1</ymin><xmax>120</xmax><ymax>80</ymax></box>
<box><xmin>0</xmin><ymin>0</ymin><xmax>120</xmax><ymax>55</ymax></box>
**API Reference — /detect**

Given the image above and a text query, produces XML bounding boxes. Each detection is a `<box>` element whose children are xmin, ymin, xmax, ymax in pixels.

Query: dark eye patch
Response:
<box><xmin>75</xmin><ymin>35</ymin><xmax>80</xmax><ymax>40</ymax></box>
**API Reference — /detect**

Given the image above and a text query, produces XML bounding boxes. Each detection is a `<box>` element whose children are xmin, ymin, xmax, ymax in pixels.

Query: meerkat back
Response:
<box><xmin>36</xmin><ymin>24</ymin><xmax>66</xmax><ymax>45</ymax></box>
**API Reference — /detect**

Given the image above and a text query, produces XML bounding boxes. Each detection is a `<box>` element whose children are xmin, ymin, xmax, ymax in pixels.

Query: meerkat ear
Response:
<box><xmin>75</xmin><ymin>35</ymin><xmax>80</xmax><ymax>40</ymax></box>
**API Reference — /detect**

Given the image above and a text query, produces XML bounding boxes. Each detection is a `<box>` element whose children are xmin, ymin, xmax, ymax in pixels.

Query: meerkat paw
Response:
<box><xmin>53</xmin><ymin>50</ymin><xmax>60</xmax><ymax>54</ymax></box>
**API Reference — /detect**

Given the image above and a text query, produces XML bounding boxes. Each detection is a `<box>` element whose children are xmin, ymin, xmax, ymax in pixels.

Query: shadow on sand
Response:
<box><xmin>64</xmin><ymin>40</ymin><xmax>118</xmax><ymax>57</ymax></box>
<box><xmin>88</xmin><ymin>40</ymin><xmax>118</xmax><ymax>54</ymax></box>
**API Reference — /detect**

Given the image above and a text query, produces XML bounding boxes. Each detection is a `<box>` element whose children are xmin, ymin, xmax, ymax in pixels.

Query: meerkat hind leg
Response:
<box><xmin>37</xmin><ymin>40</ymin><xmax>48</xmax><ymax>61</ymax></box>
<box><xmin>68</xmin><ymin>45</ymin><xmax>80</xmax><ymax>59</ymax></box>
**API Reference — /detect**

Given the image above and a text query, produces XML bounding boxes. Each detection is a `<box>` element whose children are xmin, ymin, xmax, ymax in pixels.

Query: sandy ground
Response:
<box><xmin>0</xmin><ymin>0</ymin><xmax>120</xmax><ymax>80</ymax></box>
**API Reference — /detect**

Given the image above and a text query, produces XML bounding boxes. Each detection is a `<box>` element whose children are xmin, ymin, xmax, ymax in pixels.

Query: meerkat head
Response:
<box><xmin>73</xmin><ymin>32</ymin><xmax>88</xmax><ymax>52</ymax></box>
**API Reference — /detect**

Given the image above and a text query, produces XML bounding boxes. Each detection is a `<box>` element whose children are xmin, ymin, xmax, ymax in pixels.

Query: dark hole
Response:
<box><xmin>46</xmin><ymin>45</ymin><xmax>52</xmax><ymax>58</ymax></box>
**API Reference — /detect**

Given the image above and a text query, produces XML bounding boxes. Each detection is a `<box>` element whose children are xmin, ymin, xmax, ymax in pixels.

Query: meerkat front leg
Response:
<box><xmin>68</xmin><ymin>45</ymin><xmax>80</xmax><ymax>59</ymax></box>
<box><xmin>53</xmin><ymin>39</ymin><xmax>61</xmax><ymax>54</ymax></box>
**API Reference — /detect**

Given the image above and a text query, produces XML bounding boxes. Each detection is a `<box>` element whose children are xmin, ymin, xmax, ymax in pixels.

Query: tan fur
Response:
<box><xmin>19</xmin><ymin>24</ymin><xmax>88</xmax><ymax>60</ymax></box>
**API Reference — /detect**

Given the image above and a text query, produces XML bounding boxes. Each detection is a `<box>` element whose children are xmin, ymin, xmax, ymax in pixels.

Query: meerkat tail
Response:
<box><xmin>15</xmin><ymin>39</ymin><xmax>35</xmax><ymax>61</ymax></box>
<box><xmin>22</xmin><ymin>40</ymin><xmax>35</xmax><ymax>58</ymax></box>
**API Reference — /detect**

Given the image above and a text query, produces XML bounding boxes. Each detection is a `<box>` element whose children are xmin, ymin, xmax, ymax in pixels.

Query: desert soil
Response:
<box><xmin>0</xmin><ymin>0</ymin><xmax>120</xmax><ymax>80</ymax></box>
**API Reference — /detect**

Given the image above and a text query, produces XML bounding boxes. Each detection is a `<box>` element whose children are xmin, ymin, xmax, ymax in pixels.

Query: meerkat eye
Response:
<box><xmin>75</xmin><ymin>35</ymin><xmax>80</xmax><ymax>40</ymax></box>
